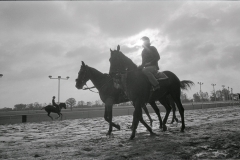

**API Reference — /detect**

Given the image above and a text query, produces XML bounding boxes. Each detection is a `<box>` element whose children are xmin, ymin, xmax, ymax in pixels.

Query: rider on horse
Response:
<box><xmin>52</xmin><ymin>96</ymin><xmax>59</xmax><ymax>108</ymax></box>
<box><xmin>138</xmin><ymin>36</ymin><xmax>167</xmax><ymax>91</ymax></box>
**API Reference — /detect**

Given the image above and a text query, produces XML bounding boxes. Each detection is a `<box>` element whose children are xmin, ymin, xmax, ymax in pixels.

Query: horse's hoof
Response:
<box><xmin>129</xmin><ymin>136</ymin><xmax>135</xmax><ymax>140</ymax></box>
<box><xmin>180</xmin><ymin>129</ymin><xmax>185</xmax><ymax>132</ymax></box>
<box><xmin>150</xmin><ymin>132</ymin><xmax>157</xmax><ymax>136</ymax></box>
<box><xmin>163</xmin><ymin>125</ymin><xmax>167</xmax><ymax>131</ymax></box>
<box><xmin>116</xmin><ymin>124</ymin><xmax>121</xmax><ymax>130</ymax></box>
<box><xmin>159</xmin><ymin>125</ymin><xmax>163</xmax><ymax>129</ymax></box>
<box><xmin>106</xmin><ymin>132</ymin><xmax>111</xmax><ymax>136</ymax></box>
<box><xmin>106</xmin><ymin>132</ymin><xmax>114</xmax><ymax>137</ymax></box>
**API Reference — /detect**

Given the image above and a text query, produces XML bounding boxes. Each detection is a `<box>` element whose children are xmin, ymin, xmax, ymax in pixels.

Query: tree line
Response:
<box><xmin>192</xmin><ymin>88</ymin><xmax>238</xmax><ymax>102</ymax></box>
<box><xmin>1</xmin><ymin>90</ymin><xmax>239</xmax><ymax>111</ymax></box>
<box><xmin>0</xmin><ymin>98</ymin><xmax>106</xmax><ymax>111</ymax></box>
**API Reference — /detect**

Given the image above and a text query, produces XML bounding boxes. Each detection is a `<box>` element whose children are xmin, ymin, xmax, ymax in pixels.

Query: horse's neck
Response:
<box><xmin>88</xmin><ymin>67</ymin><xmax>110</xmax><ymax>90</ymax></box>
<box><xmin>120</xmin><ymin>73</ymin><xmax>128</xmax><ymax>95</ymax></box>
<box><xmin>126</xmin><ymin>62</ymin><xmax>137</xmax><ymax>71</ymax></box>
<box><xmin>120</xmin><ymin>54</ymin><xmax>137</xmax><ymax>71</ymax></box>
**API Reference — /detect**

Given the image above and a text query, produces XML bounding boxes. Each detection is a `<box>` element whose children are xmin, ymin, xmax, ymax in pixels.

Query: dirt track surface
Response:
<box><xmin>1</xmin><ymin>106</ymin><xmax>240</xmax><ymax>160</ymax></box>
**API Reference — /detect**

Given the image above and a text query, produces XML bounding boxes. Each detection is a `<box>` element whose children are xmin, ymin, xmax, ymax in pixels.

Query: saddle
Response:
<box><xmin>148</xmin><ymin>71</ymin><xmax>169</xmax><ymax>102</ymax></box>
<box><xmin>154</xmin><ymin>71</ymin><xmax>168</xmax><ymax>80</ymax></box>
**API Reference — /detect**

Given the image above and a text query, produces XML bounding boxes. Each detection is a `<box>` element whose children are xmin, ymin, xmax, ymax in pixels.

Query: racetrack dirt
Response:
<box><xmin>1</xmin><ymin>106</ymin><xmax>240</xmax><ymax>160</ymax></box>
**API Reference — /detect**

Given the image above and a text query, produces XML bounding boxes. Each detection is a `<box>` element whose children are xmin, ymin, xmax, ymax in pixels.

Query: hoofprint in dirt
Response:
<box><xmin>0</xmin><ymin>106</ymin><xmax>240</xmax><ymax>160</ymax></box>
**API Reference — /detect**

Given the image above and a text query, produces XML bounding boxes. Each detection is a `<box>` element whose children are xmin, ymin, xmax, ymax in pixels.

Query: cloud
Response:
<box><xmin>1</xmin><ymin>1</ymin><xmax>240</xmax><ymax>108</ymax></box>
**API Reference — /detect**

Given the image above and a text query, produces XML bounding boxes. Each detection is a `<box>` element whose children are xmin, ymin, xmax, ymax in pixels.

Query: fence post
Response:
<box><xmin>22</xmin><ymin>115</ymin><xmax>27</xmax><ymax>123</ymax></box>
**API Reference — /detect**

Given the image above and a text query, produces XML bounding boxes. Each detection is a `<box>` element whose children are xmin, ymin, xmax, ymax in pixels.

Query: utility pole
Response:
<box><xmin>198</xmin><ymin>82</ymin><xmax>203</xmax><ymax>108</ymax></box>
<box><xmin>222</xmin><ymin>85</ymin><xmax>225</xmax><ymax>101</ymax></box>
<box><xmin>49</xmin><ymin>76</ymin><xmax>70</xmax><ymax>103</ymax></box>
<box><xmin>211</xmin><ymin>84</ymin><xmax>216</xmax><ymax>106</ymax></box>
<box><xmin>227</xmin><ymin>86</ymin><xmax>230</xmax><ymax>101</ymax></box>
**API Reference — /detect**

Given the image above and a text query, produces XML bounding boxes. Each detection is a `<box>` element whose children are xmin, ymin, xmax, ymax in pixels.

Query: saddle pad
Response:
<box><xmin>154</xmin><ymin>71</ymin><xmax>168</xmax><ymax>80</ymax></box>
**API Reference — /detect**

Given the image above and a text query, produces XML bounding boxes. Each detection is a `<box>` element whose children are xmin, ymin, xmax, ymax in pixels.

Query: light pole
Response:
<box><xmin>198</xmin><ymin>82</ymin><xmax>203</xmax><ymax>108</ymax></box>
<box><xmin>211</xmin><ymin>84</ymin><xmax>216</xmax><ymax>102</ymax></box>
<box><xmin>222</xmin><ymin>85</ymin><xmax>225</xmax><ymax>101</ymax></box>
<box><xmin>49</xmin><ymin>76</ymin><xmax>69</xmax><ymax>103</ymax></box>
<box><xmin>231</xmin><ymin>88</ymin><xmax>233</xmax><ymax>105</ymax></box>
<box><xmin>227</xmin><ymin>87</ymin><xmax>230</xmax><ymax>101</ymax></box>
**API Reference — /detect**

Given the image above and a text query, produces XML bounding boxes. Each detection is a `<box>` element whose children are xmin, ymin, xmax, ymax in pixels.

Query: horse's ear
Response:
<box><xmin>82</xmin><ymin>61</ymin><xmax>86</xmax><ymax>67</ymax></box>
<box><xmin>110</xmin><ymin>48</ymin><xmax>113</xmax><ymax>55</ymax></box>
<box><xmin>117</xmin><ymin>45</ymin><xmax>120</xmax><ymax>52</ymax></box>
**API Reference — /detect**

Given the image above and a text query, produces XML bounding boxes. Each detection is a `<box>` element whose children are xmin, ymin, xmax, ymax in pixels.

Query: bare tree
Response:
<box><xmin>66</xmin><ymin>98</ymin><xmax>76</xmax><ymax>111</ymax></box>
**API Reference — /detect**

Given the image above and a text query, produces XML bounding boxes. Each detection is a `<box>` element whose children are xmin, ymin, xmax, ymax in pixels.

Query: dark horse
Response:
<box><xmin>109</xmin><ymin>45</ymin><xmax>194</xmax><ymax>139</ymax></box>
<box><xmin>75</xmin><ymin>61</ymin><xmax>165</xmax><ymax>136</ymax></box>
<box><xmin>41</xmin><ymin>103</ymin><xmax>67</xmax><ymax>120</ymax></box>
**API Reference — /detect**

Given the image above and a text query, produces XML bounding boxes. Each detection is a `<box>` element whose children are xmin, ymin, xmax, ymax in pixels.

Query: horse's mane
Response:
<box><xmin>115</xmin><ymin>50</ymin><xmax>138</xmax><ymax>70</ymax></box>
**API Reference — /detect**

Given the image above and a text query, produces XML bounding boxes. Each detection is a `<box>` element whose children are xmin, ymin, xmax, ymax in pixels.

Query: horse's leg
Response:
<box><xmin>149</xmin><ymin>101</ymin><xmax>163</xmax><ymax>129</ymax></box>
<box><xmin>171</xmin><ymin>94</ymin><xmax>185</xmax><ymax>132</ymax></box>
<box><xmin>170</xmin><ymin>100</ymin><xmax>177</xmax><ymax>124</ymax></box>
<box><xmin>139</xmin><ymin>111</ymin><xmax>155</xmax><ymax>136</ymax></box>
<box><xmin>142</xmin><ymin>105</ymin><xmax>153</xmax><ymax>127</ymax></box>
<box><xmin>130</xmin><ymin>101</ymin><xmax>141</xmax><ymax>140</ymax></box>
<box><xmin>104</xmin><ymin>98</ymin><xmax>120</xmax><ymax>136</ymax></box>
<box><xmin>55</xmin><ymin>113</ymin><xmax>60</xmax><ymax>119</ymax></box>
<box><xmin>48</xmin><ymin>112</ymin><xmax>53</xmax><ymax>120</ymax></box>
<box><xmin>159</xmin><ymin>98</ymin><xmax>172</xmax><ymax>131</ymax></box>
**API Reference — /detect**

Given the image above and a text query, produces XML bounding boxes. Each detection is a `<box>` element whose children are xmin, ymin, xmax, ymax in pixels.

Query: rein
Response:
<box><xmin>83</xmin><ymin>84</ymin><xmax>99</xmax><ymax>93</ymax></box>
<box><xmin>81</xmin><ymin>67</ymin><xmax>113</xmax><ymax>94</ymax></box>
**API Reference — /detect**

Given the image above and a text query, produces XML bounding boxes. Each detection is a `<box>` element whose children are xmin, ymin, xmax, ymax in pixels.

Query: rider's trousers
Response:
<box><xmin>142</xmin><ymin>66</ymin><xmax>159</xmax><ymax>87</ymax></box>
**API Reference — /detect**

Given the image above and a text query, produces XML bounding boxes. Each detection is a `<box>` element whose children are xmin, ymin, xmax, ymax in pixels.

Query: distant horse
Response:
<box><xmin>41</xmin><ymin>103</ymin><xmax>66</xmax><ymax>120</ymax></box>
<box><xmin>109</xmin><ymin>45</ymin><xmax>194</xmax><ymax>139</ymax></box>
<box><xmin>75</xmin><ymin>61</ymin><xmax>164</xmax><ymax>136</ymax></box>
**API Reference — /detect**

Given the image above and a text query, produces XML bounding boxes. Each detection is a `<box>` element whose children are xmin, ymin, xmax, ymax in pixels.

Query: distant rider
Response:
<box><xmin>52</xmin><ymin>96</ymin><xmax>59</xmax><ymax>108</ymax></box>
<box><xmin>138</xmin><ymin>36</ymin><xmax>167</xmax><ymax>91</ymax></box>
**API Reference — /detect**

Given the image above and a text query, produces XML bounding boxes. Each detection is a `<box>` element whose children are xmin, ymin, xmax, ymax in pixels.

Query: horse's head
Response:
<box><xmin>75</xmin><ymin>61</ymin><xmax>90</xmax><ymax>89</ymax></box>
<box><xmin>59</xmin><ymin>103</ymin><xmax>67</xmax><ymax>109</ymax></box>
<box><xmin>109</xmin><ymin>45</ymin><xmax>128</xmax><ymax>77</ymax></box>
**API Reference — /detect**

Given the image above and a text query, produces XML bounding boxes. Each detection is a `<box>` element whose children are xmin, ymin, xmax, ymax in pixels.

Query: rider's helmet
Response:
<box><xmin>53</xmin><ymin>96</ymin><xmax>55</xmax><ymax>99</ymax></box>
<box><xmin>141</xmin><ymin>36</ymin><xmax>150</xmax><ymax>46</ymax></box>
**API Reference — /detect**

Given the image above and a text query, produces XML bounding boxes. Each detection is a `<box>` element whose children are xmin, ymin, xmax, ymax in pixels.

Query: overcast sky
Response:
<box><xmin>0</xmin><ymin>1</ymin><xmax>240</xmax><ymax>108</ymax></box>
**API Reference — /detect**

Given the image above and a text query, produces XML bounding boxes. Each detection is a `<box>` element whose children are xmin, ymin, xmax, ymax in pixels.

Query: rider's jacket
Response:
<box><xmin>141</xmin><ymin>46</ymin><xmax>160</xmax><ymax>70</ymax></box>
<box><xmin>52</xmin><ymin>99</ymin><xmax>58</xmax><ymax>107</ymax></box>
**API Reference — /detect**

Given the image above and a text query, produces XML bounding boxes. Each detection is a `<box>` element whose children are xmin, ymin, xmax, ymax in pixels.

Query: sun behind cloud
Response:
<box><xmin>119</xmin><ymin>29</ymin><xmax>170</xmax><ymax>65</ymax></box>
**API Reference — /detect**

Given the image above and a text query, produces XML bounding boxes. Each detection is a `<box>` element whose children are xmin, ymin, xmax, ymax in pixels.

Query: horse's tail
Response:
<box><xmin>41</xmin><ymin>107</ymin><xmax>45</xmax><ymax>110</ymax></box>
<box><xmin>180</xmin><ymin>80</ymin><xmax>194</xmax><ymax>91</ymax></box>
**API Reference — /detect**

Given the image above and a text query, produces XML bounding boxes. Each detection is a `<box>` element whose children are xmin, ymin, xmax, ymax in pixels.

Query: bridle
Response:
<box><xmin>77</xmin><ymin>65</ymin><xmax>112</xmax><ymax>93</ymax></box>
<box><xmin>77</xmin><ymin>66</ymin><xmax>98</xmax><ymax>93</ymax></box>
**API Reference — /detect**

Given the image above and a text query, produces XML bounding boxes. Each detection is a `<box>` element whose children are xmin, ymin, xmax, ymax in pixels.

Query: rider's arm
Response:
<box><xmin>145</xmin><ymin>47</ymin><xmax>160</xmax><ymax>66</ymax></box>
<box><xmin>52</xmin><ymin>98</ymin><xmax>57</xmax><ymax>106</ymax></box>
<box><xmin>138</xmin><ymin>51</ymin><xmax>147</xmax><ymax>69</ymax></box>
